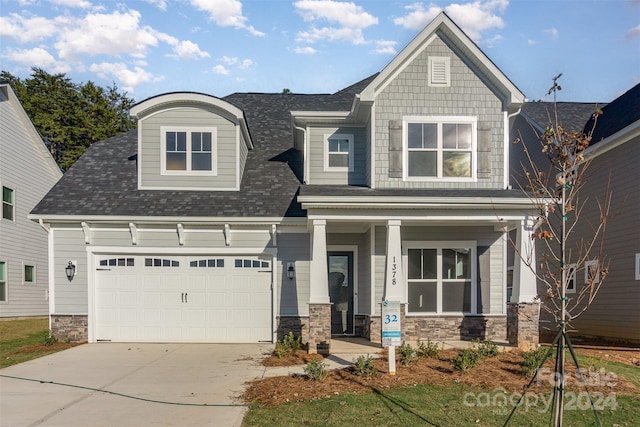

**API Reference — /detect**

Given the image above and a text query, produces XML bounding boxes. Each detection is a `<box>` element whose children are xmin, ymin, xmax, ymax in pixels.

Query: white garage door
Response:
<box><xmin>94</xmin><ymin>255</ymin><xmax>272</xmax><ymax>343</ymax></box>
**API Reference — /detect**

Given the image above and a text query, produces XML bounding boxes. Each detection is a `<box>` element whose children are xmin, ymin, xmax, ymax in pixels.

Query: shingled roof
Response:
<box><xmin>30</xmin><ymin>75</ymin><xmax>377</xmax><ymax>219</ymax></box>
<box><xmin>521</xmin><ymin>102</ymin><xmax>604</xmax><ymax>133</ymax></box>
<box><xmin>585</xmin><ymin>83</ymin><xmax>640</xmax><ymax>144</ymax></box>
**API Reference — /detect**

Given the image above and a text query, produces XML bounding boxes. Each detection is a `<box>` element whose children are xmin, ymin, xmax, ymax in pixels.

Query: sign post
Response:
<box><xmin>381</xmin><ymin>300</ymin><xmax>401</xmax><ymax>375</ymax></box>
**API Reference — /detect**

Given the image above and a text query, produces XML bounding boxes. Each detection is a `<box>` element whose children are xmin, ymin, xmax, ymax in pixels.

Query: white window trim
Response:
<box><xmin>428</xmin><ymin>56</ymin><xmax>450</xmax><ymax>87</ymax></box>
<box><xmin>2</xmin><ymin>185</ymin><xmax>15</xmax><ymax>222</ymax></box>
<box><xmin>160</xmin><ymin>126</ymin><xmax>217</xmax><ymax>176</ymax></box>
<box><xmin>324</xmin><ymin>133</ymin><xmax>354</xmax><ymax>172</ymax></box>
<box><xmin>23</xmin><ymin>262</ymin><xmax>36</xmax><ymax>285</ymax></box>
<box><xmin>584</xmin><ymin>259</ymin><xmax>600</xmax><ymax>285</ymax></box>
<box><xmin>402</xmin><ymin>116</ymin><xmax>477</xmax><ymax>182</ymax></box>
<box><xmin>0</xmin><ymin>260</ymin><xmax>7</xmax><ymax>303</ymax></box>
<box><xmin>566</xmin><ymin>263</ymin><xmax>576</xmax><ymax>294</ymax></box>
<box><xmin>635</xmin><ymin>253</ymin><xmax>640</xmax><ymax>281</ymax></box>
<box><xmin>403</xmin><ymin>240</ymin><xmax>477</xmax><ymax>315</ymax></box>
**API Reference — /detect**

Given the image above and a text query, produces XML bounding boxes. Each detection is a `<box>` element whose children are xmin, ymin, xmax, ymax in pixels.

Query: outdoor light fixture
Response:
<box><xmin>65</xmin><ymin>261</ymin><xmax>76</xmax><ymax>282</ymax></box>
<box><xmin>287</xmin><ymin>262</ymin><xmax>295</xmax><ymax>280</ymax></box>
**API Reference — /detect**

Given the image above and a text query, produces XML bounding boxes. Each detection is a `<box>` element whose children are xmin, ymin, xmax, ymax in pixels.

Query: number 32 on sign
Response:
<box><xmin>382</xmin><ymin>300</ymin><xmax>401</xmax><ymax>347</ymax></box>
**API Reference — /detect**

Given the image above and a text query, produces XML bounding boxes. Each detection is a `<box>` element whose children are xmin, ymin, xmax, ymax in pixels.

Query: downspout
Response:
<box><xmin>504</xmin><ymin>106</ymin><xmax>522</xmax><ymax>189</ymax></box>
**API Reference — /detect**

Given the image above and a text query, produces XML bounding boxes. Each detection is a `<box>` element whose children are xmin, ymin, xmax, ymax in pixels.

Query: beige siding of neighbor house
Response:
<box><xmin>372</xmin><ymin>225</ymin><xmax>505</xmax><ymax>315</ymax></box>
<box><xmin>374</xmin><ymin>35</ymin><xmax>505</xmax><ymax>189</ymax></box>
<box><xmin>0</xmin><ymin>85</ymin><xmax>62</xmax><ymax>317</ymax></box>
<box><xmin>540</xmin><ymin>140</ymin><xmax>640</xmax><ymax>342</ymax></box>
<box><xmin>307</xmin><ymin>126</ymin><xmax>367</xmax><ymax>185</ymax></box>
<box><xmin>139</xmin><ymin>106</ymin><xmax>238</xmax><ymax>190</ymax></box>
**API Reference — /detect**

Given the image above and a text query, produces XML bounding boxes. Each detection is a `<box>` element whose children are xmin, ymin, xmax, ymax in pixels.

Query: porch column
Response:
<box><xmin>508</xmin><ymin>216</ymin><xmax>540</xmax><ymax>349</ymax></box>
<box><xmin>384</xmin><ymin>220</ymin><xmax>404</xmax><ymax>301</ymax></box>
<box><xmin>308</xmin><ymin>219</ymin><xmax>331</xmax><ymax>354</ymax></box>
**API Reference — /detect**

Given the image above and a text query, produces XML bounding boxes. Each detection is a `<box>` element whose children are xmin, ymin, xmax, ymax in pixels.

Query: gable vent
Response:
<box><xmin>429</xmin><ymin>57</ymin><xmax>450</xmax><ymax>87</ymax></box>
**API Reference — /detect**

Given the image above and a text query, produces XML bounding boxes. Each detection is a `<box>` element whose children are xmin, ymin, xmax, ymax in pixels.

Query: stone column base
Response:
<box><xmin>51</xmin><ymin>314</ymin><xmax>88</xmax><ymax>342</ymax></box>
<box><xmin>507</xmin><ymin>302</ymin><xmax>540</xmax><ymax>350</ymax></box>
<box><xmin>308</xmin><ymin>303</ymin><xmax>331</xmax><ymax>355</ymax></box>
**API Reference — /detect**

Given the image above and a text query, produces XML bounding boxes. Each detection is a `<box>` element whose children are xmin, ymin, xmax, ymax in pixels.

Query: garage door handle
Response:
<box><xmin>184</xmin><ymin>293</ymin><xmax>188</xmax><ymax>303</ymax></box>
<box><xmin>181</xmin><ymin>293</ymin><xmax>184</xmax><ymax>303</ymax></box>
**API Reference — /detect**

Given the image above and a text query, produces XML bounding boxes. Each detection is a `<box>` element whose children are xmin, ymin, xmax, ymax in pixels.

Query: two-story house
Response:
<box><xmin>30</xmin><ymin>13</ymin><xmax>540</xmax><ymax>352</ymax></box>
<box><xmin>1</xmin><ymin>83</ymin><xmax>63</xmax><ymax>318</ymax></box>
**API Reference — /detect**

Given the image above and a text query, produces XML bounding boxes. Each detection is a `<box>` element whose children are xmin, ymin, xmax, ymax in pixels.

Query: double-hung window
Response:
<box><xmin>0</xmin><ymin>261</ymin><xmax>6</xmax><ymax>302</ymax></box>
<box><xmin>406</xmin><ymin>242</ymin><xmax>476</xmax><ymax>314</ymax></box>
<box><xmin>2</xmin><ymin>186</ymin><xmax>14</xmax><ymax>221</ymax></box>
<box><xmin>161</xmin><ymin>127</ymin><xmax>216</xmax><ymax>175</ymax></box>
<box><xmin>324</xmin><ymin>134</ymin><xmax>354</xmax><ymax>172</ymax></box>
<box><xmin>404</xmin><ymin>117</ymin><xmax>476</xmax><ymax>180</ymax></box>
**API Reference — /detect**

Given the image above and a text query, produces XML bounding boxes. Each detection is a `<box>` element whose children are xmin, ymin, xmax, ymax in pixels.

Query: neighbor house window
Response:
<box><xmin>584</xmin><ymin>260</ymin><xmax>600</xmax><ymax>286</ymax></box>
<box><xmin>2</xmin><ymin>186</ymin><xmax>14</xmax><ymax>221</ymax></box>
<box><xmin>324</xmin><ymin>134</ymin><xmax>354</xmax><ymax>172</ymax></box>
<box><xmin>636</xmin><ymin>253</ymin><xmax>640</xmax><ymax>281</ymax></box>
<box><xmin>161</xmin><ymin>127</ymin><xmax>216</xmax><ymax>175</ymax></box>
<box><xmin>406</xmin><ymin>242</ymin><xmax>476</xmax><ymax>314</ymax></box>
<box><xmin>24</xmin><ymin>264</ymin><xmax>35</xmax><ymax>284</ymax></box>
<box><xmin>566</xmin><ymin>264</ymin><xmax>576</xmax><ymax>294</ymax></box>
<box><xmin>404</xmin><ymin>117</ymin><xmax>476</xmax><ymax>179</ymax></box>
<box><xmin>0</xmin><ymin>261</ymin><xmax>6</xmax><ymax>302</ymax></box>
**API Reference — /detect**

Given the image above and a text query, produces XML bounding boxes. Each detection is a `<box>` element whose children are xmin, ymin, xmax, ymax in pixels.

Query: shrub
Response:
<box><xmin>273</xmin><ymin>332</ymin><xmax>302</xmax><ymax>358</ymax></box>
<box><xmin>476</xmin><ymin>339</ymin><xmax>499</xmax><ymax>358</ymax></box>
<box><xmin>43</xmin><ymin>331</ymin><xmax>57</xmax><ymax>346</ymax></box>
<box><xmin>522</xmin><ymin>346</ymin><xmax>550</xmax><ymax>377</ymax></box>
<box><xmin>417</xmin><ymin>339</ymin><xmax>441</xmax><ymax>359</ymax></box>
<box><xmin>353</xmin><ymin>354</ymin><xmax>377</xmax><ymax>377</ymax></box>
<box><xmin>304</xmin><ymin>360</ymin><xmax>328</xmax><ymax>381</ymax></box>
<box><xmin>398</xmin><ymin>342</ymin><xmax>416</xmax><ymax>366</ymax></box>
<box><xmin>453</xmin><ymin>348</ymin><xmax>480</xmax><ymax>372</ymax></box>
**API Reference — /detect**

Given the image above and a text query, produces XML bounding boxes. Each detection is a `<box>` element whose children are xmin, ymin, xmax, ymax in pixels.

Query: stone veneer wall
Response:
<box><xmin>51</xmin><ymin>314</ymin><xmax>88</xmax><ymax>342</ymax></box>
<box><xmin>507</xmin><ymin>302</ymin><xmax>540</xmax><ymax>349</ymax></box>
<box><xmin>276</xmin><ymin>316</ymin><xmax>309</xmax><ymax>344</ymax></box>
<box><xmin>308</xmin><ymin>303</ymin><xmax>331</xmax><ymax>354</ymax></box>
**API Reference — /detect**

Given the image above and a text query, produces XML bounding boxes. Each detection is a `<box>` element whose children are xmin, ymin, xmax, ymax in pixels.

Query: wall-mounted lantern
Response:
<box><xmin>287</xmin><ymin>262</ymin><xmax>295</xmax><ymax>280</ymax></box>
<box><xmin>65</xmin><ymin>261</ymin><xmax>76</xmax><ymax>282</ymax></box>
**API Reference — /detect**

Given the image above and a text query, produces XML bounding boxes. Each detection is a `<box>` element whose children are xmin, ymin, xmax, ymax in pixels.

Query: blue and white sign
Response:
<box><xmin>381</xmin><ymin>300</ymin><xmax>401</xmax><ymax>347</ymax></box>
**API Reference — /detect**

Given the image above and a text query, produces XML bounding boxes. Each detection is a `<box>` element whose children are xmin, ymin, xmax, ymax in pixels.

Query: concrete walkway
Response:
<box><xmin>0</xmin><ymin>343</ymin><xmax>273</xmax><ymax>427</ymax></box>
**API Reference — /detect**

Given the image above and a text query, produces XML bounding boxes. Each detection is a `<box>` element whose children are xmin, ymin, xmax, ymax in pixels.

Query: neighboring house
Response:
<box><xmin>30</xmin><ymin>13</ymin><xmax>541</xmax><ymax>351</ymax></box>
<box><xmin>510</xmin><ymin>84</ymin><xmax>640</xmax><ymax>344</ymax></box>
<box><xmin>0</xmin><ymin>83</ymin><xmax>63</xmax><ymax>317</ymax></box>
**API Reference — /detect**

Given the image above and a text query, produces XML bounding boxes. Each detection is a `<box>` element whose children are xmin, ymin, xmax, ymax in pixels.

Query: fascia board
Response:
<box><xmin>299</xmin><ymin>197</ymin><xmax>540</xmax><ymax>210</ymax></box>
<box><xmin>131</xmin><ymin>92</ymin><xmax>244</xmax><ymax>119</ymax></box>
<box><xmin>584</xmin><ymin>119</ymin><xmax>640</xmax><ymax>160</ymax></box>
<box><xmin>28</xmin><ymin>214</ymin><xmax>308</xmax><ymax>226</ymax></box>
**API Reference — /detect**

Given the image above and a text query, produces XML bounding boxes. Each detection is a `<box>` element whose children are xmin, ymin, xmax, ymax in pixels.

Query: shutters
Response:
<box><xmin>477</xmin><ymin>122</ymin><xmax>492</xmax><ymax>179</ymax></box>
<box><xmin>388</xmin><ymin>119</ymin><xmax>403</xmax><ymax>178</ymax></box>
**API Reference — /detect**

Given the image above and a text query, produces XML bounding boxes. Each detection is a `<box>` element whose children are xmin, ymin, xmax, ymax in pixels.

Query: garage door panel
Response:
<box><xmin>95</xmin><ymin>255</ymin><xmax>272</xmax><ymax>343</ymax></box>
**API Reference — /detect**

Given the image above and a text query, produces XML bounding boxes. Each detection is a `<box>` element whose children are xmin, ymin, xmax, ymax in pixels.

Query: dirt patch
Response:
<box><xmin>10</xmin><ymin>341</ymin><xmax>82</xmax><ymax>354</ymax></box>
<box><xmin>571</xmin><ymin>345</ymin><xmax>640</xmax><ymax>367</ymax></box>
<box><xmin>245</xmin><ymin>347</ymin><xmax>639</xmax><ymax>407</ymax></box>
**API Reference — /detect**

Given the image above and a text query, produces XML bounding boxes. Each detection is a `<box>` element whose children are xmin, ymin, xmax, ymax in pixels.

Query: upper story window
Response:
<box><xmin>2</xmin><ymin>186</ymin><xmax>14</xmax><ymax>221</ymax></box>
<box><xmin>403</xmin><ymin>116</ymin><xmax>476</xmax><ymax>180</ymax></box>
<box><xmin>428</xmin><ymin>56</ymin><xmax>450</xmax><ymax>87</ymax></box>
<box><xmin>324</xmin><ymin>133</ymin><xmax>354</xmax><ymax>172</ymax></box>
<box><xmin>161</xmin><ymin>126</ymin><xmax>217</xmax><ymax>175</ymax></box>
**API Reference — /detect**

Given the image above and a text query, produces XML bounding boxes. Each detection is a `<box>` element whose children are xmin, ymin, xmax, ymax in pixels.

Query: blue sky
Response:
<box><xmin>1</xmin><ymin>0</ymin><xmax>638</xmax><ymax>103</ymax></box>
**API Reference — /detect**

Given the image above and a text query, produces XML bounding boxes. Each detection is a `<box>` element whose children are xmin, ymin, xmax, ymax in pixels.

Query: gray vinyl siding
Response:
<box><xmin>276</xmin><ymin>233</ymin><xmax>310</xmax><ymax>316</ymax></box>
<box><xmin>139</xmin><ymin>106</ymin><xmax>238</xmax><ymax>190</ymax></box>
<box><xmin>52</xmin><ymin>228</ymin><xmax>88</xmax><ymax>314</ymax></box>
<box><xmin>372</xmin><ymin>225</ymin><xmax>504</xmax><ymax>315</ymax></box>
<box><xmin>374</xmin><ymin>35</ymin><xmax>505</xmax><ymax>189</ymax></box>
<box><xmin>307</xmin><ymin>126</ymin><xmax>367</xmax><ymax>185</ymax></box>
<box><xmin>0</xmin><ymin>86</ymin><xmax>61</xmax><ymax>317</ymax></box>
<box><xmin>540</xmin><ymin>140</ymin><xmax>640</xmax><ymax>342</ymax></box>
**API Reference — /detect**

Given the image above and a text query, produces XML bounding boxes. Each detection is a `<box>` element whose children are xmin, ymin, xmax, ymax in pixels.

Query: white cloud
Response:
<box><xmin>89</xmin><ymin>62</ymin><xmax>162</xmax><ymax>92</ymax></box>
<box><xmin>220</xmin><ymin>56</ymin><xmax>238</xmax><ymax>65</ymax></box>
<box><xmin>626</xmin><ymin>24</ymin><xmax>640</xmax><ymax>39</ymax></box>
<box><xmin>49</xmin><ymin>0</ymin><xmax>93</xmax><ymax>8</ymax></box>
<box><xmin>528</xmin><ymin>39</ymin><xmax>536</xmax><ymax>45</ymax></box>
<box><xmin>294</xmin><ymin>0</ymin><xmax>378</xmax><ymax>45</ymax></box>
<box><xmin>292</xmin><ymin>46</ymin><xmax>317</xmax><ymax>54</ymax></box>
<box><xmin>0</xmin><ymin>14</ymin><xmax>58</xmax><ymax>43</ymax></box>
<box><xmin>373</xmin><ymin>40</ymin><xmax>397</xmax><ymax>55</ymax></box>
<box><xmin>394</xmin><ymin>1</ymin><xmax>508</xmax><ymax>42</ymax></box>
<box><xmin>170</xmin><ymin>40</ymin><xmax>210</xmax><ymax>60</ymax></box>
<box><xmin>238</xmin><ymin>58</ymin><xmax>254</xmax><ymax>69</ymax></box>
<box><xmin>143</xmin><ymin>0</ymin><xmax>168</xmax><ymax>10</ymax></box>
<box><xmin>213</xmin><ymin>64</ymin><xmax>230</xmax><ymax>75</ymax></box>
<box><xmin>3</xmin><ymin>47</ymin><xmax>70</xmax><ymax>73</ymax></box>
<box><xmin>190</xmin><ymin>0</ymin><xmax>265</xmax><ymax>36</ymax></box>
<box><xmin>544</xmin><ymin>27</ymin><xmax>559</xmax><ymax>40</ymax></box>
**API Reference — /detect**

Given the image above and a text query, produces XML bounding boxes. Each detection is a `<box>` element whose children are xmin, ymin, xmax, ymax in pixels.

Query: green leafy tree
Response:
<box><xmin>1</xmin><ymin>68</ymin><xmax>135</xmax><ymax>171</ymax></box>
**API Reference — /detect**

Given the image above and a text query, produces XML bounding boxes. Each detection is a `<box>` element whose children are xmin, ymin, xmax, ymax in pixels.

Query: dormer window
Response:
<box><xmin>324</xmin><ymin>133</ymin><xmax>354</xmax><ymax>172</ymax></box>
<box><xmin>161</xmin><ymin>126</ymin><xmax>217</xmax><ymax>175</ymax></box>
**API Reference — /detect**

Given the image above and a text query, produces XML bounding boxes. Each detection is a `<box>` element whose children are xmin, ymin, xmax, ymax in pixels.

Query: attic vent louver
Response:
<box><xmin>429</xmin><ymin>57</ymin><xmax>450</xmax><ymax>87</ymax></box>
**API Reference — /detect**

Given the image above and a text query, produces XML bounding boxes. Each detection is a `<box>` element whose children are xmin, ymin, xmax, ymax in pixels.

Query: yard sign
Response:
<box><xmin>381</xmin><ymin>300</ymin><xmax>401</xmax><ymax>347</ymax></box>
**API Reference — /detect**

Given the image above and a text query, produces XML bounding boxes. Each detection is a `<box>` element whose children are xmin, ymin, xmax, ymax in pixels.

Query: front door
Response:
<box><xmin>328</xmin><ymin>252</ymin><xmax>354</xmax><ymax>335</ymax></box>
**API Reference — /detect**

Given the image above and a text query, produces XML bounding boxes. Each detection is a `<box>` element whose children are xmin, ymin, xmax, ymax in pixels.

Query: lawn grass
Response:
<box><xmin>0</xmin><ymin>318</ymin><xmax>76</xmax><ymax>369</ymax></box>
<box><xmin>243</xmin><ymin>358</ymin><xmax>640</xmax><ymax>427</ymax></box>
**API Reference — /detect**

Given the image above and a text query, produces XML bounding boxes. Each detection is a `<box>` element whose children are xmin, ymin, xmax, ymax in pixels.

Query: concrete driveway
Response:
<box><xmin>0</xmin><ymin>343</ymin><xmax>273</xmax><ymax>427</ymax></box>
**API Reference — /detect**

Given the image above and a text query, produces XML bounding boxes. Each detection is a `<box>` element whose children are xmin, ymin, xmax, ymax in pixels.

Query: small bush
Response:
<box><xmin>353</xmin><ymin>354</ymin><xmax>377</xmax><ymax>377</ymax></box>
<box><xmin>43</xmin><ymin>331</ymin><xmax>58</xmax><ymax>346</ymax></box>
<box><xmin>417</xmin><ymin>339</ymin><xmax>441</xmax><ymax>359</ymax></box>
<box><xmin>304</xmin><ymin>360</ymin><xmax>328</xmax><ymax>381</ymax></box>
<box><xmin>476</xmin><ymin>339</ymin><xmax>499</xmax><ymax>358</ymax></box>
<box><xmin>453</xmin><ymin>348</ymin><xmax>480</xmax><ymax>372</ymax></box>
<box><xmin>398</xmin><ymin>342</ymin><xmax>416</xmax><ymax>366</ymax></box>
<box><xmin>522</xmin><ymin>346</ymin><xmax>550</xmax><ymax>377</ymax></box>
<box><xmin>274</xmin><ymin>342</ymin><xmax>288</xmax><ymax>359</ymax></box>
<box><xmin>274</xmin><ymin>332</ymin><xmax>302</xmax><ymax>358</ymax></box>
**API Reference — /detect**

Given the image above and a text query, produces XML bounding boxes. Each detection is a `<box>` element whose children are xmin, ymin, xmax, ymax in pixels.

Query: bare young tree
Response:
<box><xmin>510</xmin><ymin>74</ymin><xmax>611</xmax><ymax>426</ymax></box>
